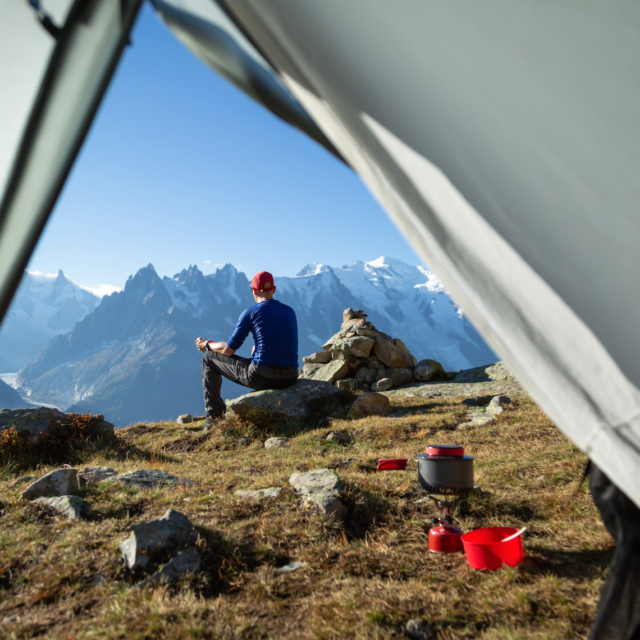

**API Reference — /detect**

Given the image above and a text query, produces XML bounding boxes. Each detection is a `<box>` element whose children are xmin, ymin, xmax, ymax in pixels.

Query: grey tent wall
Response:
<box><xmin>0</xmin><ymin>0</ymin><xmax>144</xmax><ymax>325</ymax></box>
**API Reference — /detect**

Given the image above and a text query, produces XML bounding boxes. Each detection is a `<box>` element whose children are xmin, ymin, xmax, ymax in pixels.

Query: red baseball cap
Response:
<box><xmin>250</xmin><ymin>271</ymin><xmax>275</xmax><ymax>291</ymax></box>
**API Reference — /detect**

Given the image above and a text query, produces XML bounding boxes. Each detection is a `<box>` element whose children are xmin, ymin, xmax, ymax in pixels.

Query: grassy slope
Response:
<box><xmin>0</xmin><ymin>394</ymin><xmax>611</xmax><ymax>639</ymax></box>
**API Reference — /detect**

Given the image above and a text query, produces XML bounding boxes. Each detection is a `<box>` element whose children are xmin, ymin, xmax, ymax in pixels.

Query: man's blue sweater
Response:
<box><xmin>227</xmin><ymin>299</ymin><xmax>298</xmax><ymax>366</ymax></box>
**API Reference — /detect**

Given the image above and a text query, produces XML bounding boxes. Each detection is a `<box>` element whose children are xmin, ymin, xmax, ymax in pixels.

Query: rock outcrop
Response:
<box><xmin>0</xmin><ymin>407</ymin><xmax>114</xmax><ymax>439</ymax></box>
<box><xmin>298</xmin><ymin>308</ymin><xmax>446</xmax><ymax>393</ymax></box>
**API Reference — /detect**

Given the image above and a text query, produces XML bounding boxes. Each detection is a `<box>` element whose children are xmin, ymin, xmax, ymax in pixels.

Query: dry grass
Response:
<box><xmin>0</xmin><ymin>395</ymin><xmax>611</xmax><ymax>639</ymax></box>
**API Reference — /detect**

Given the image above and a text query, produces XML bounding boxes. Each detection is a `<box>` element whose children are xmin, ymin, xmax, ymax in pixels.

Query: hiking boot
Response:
<box><xmin>203</xmin><ymin>415</ymin><xmax>224</xmax><ymax>432</ymax></box>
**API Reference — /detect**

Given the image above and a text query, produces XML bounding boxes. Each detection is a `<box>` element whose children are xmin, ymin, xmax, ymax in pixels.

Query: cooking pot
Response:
<box><xmin>377</xmin><ymin>444</ymin><xmax>474</xmax><ymax>494</ymax></box>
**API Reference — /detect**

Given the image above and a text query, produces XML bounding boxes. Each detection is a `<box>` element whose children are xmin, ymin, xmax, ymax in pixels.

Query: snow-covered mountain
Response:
<box><xmin>0</xmin><ymin>270</ymin><xmax>100</xmax><ymax>372</ymax></box>
<box><xmin>13</xmin><ymin>258</ymin><xmax>495</xmax><ymax>425</ymax></box>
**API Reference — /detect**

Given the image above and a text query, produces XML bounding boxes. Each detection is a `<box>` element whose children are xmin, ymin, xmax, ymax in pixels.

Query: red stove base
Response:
<box><xmin>429</xmin><ymin>525</ymin><xmax>464</xmax><ymax>553</ymax></box>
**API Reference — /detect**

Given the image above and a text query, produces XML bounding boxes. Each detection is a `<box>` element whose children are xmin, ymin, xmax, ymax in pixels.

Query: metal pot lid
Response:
<box><xmin>417</xmin><ymin>453</ymin><xmax>474</xmax><ymax>461</ymax></box>
<box><xmin>425</xmin><ymin>444</ymin><xmax>465</xmax><ymax>457</ymax></box>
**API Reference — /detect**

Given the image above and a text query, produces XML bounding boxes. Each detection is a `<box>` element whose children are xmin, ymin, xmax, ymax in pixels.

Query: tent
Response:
<box><xmin>2</xmin><ymin>2</ymin><xmax>640</xmax><ymax>636</ymax></box>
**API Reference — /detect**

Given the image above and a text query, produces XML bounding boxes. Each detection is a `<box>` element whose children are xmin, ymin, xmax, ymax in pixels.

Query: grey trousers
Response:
<box><xmin>202</xmin><ymin>350</ymin><xmax>298</xmax><ymax>418</ymax></box>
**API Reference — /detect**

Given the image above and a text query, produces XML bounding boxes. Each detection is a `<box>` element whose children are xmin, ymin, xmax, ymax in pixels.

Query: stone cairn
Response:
<box><xmin>299</xmin><ymin>308</ymin><xmax>446</xmax><ymax>392</ymax></box>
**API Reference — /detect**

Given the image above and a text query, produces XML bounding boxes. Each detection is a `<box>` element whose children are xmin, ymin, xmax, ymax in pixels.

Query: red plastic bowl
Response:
<box><xmin>462</xmin><ymin>527</ymin><xmax>525</xmax><ymax>570</ymax></box>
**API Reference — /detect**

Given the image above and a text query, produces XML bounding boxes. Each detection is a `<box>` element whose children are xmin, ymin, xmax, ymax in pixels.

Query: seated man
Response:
<box><xmin>195</xmin><ymin>270</ymin><xmax>299</xmax><ymax>430</ymax></box>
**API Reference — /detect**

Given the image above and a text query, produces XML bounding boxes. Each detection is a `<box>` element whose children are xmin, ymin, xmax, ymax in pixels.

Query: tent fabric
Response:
<box><xmin>167</xmin><ymin>0</ymin><xmax>640</xmax><ymax>507</ymax></box>
<box><xmin>0</xmin><ymin>0</ymin><xmax>144</xmax><ymax>324</ymax></box>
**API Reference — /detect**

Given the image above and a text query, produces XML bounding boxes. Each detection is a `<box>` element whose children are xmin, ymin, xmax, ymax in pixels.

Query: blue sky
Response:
<box><xmin>27</xmin><ymin>3</ymin><xmax>421</xmax><ymax>294</ymax></box>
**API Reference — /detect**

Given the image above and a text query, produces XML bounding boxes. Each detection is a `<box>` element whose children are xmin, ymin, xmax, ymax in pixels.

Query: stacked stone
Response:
<box><xmin>299</xmin><ymin>308</ymin><xmax>446</xmax><ymax>392</ymax></box>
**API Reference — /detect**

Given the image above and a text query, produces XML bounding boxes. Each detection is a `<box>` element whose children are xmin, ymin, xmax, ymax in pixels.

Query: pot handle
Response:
<box><xmin>377</xmin><ymin>458</ymin><xmax>409</xmax><ymax>471</ymax></box>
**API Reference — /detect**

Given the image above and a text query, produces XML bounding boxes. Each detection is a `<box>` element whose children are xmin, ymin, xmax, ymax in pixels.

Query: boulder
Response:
<box><xmin>329</xmin><ymin>336</ymin><xmax>375</xmax><ymax>358</ymax></box>
<box><xmin>11</xmin><ymin>475</ymin><xmax>35</xmax><ymax>486</ymax></box>
<box><xmin>226</xmin><ymin>379</ymin><xmax>343</xmax><ymax>422</ymax></box>
<box><xmin>299</xmin><ymin>363</ymin><xmax>323</xmax><ymax>378</ymax></box>
<box><xmin>78</xmin><ymin>466</ymin><xmax>117</xmax><ymax>487</ymax></box>
<box><xmin>234</xmin><ymin>487</ymin><xmax>282</xmax><ymax>501</ymax></box>
<box><xmin>373</xmin><ymin>336</ymin><xmax>414</xmax><ymax>368</ymax></box>
<box><xmin>303</xmin><ymin>351</ymin><xmax>332</xmax><ymax>365</ymax></box>
<box><xmin>453</xmin><ymin>362</ymin><xmax>515</xmax><ymax>383</ymax></box>
<box><xmin>335</xmin><ymin>378</ymin><xmax>364</xmax><ymax>392</ymax></box>
<box><xmin>389</xmin><ymin>368</ymin><xmax>414</xmax><ymax>387</ymax></box>
<box><xmin>304</xmin><ymin>360</ymin><xmax>349</xmax><ymax>384</ymax></box>
<box><xmin>325</xmin><ymin>432</ymin><xmax>353</xmax><ymax>444</ymax></box>
<box><xmin>265</xmin><ymin>437</ymin><xmax>289</xmax><ymax>449</ymax></box>
<box><xmin>348</xmin><ymin>393</ymin><xmax>391</xmax><ymax>418</ymax></box>
<box><xmin>32</xmin><ymin>495</ymin><xmax>88</xmax><ymax>520</ymax></box>
<box><xmin>490</xmin><ymin>395</ymin><xmax>512</xmax><ymax>407</ymax></box>
<box><xmin>402</xmin><ymin>618</ymin><xmax>433</xmax><ymax>639</ymax></box>
<box><xmin>372</xmin><ymin>378</ymin><xmax>394</xmax><ymax>392</ymax></box>
<box><xmin>21</xmin><ymin>468</ymin><xmax>79</xmax><ymax>500</ymax></box>
<box><xmin>343</xmin><ymin>308</ymin><xmax>367</xmax><ymax>322</ymax></box>
<box><xmin>334</xmin><ymin>354</ymin><xmax>368</xmax><ymax>376</ymax></box>
<box><xmin>136</xmin><ymin>547</ymin><xmax>202</xmax><ymax>589</ymax></box>
<box><xmin>120</xmin><ymin>509</ymin><xmax>198</xmax><ymax>571</ymax></box>
<box><xmin>106</xmin><ymin>469</ymin><xmax>196</xmax><ymax>488</ymax></box>
<box><xmin>322</xmin><ymin>330</ymin><xmax>343</xmax><ymax>351</ymax></box>
<box><xmin>177</xmin><ymin>414</ymin><xmax>193</xmax><ymax>424</ymax></box>
<box><xmin>354</xmin><ymin>367</ymin><xmax>375</xmax><ymax>387</ymax></box>
<box><xmin>341</xmin><ymin>318</ymin><xmax>368</xmax><ymax>333</ymax></box>
<box><xmin>414</xmin><ymin>359</ymin><xmax>445</xmax><ymax>382</ymax></box>
<box><xmin>0</xmin><ymin>407</ymin><xmax>114</xmax><ymax>439</ymax></box>
<box><xmin>289</xmin><ymin>469</ymin><xmax>346</xmax><ymax>522</ymax></box>
<box><xmin>393</xmin><ymin>339</ymin><xmax>418</xmax><ymax>367</ymax></box>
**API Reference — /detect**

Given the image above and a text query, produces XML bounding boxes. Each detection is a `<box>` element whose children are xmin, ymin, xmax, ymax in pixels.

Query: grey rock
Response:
<box><xmin>289</xmin><ymin>469</ymin><xmax>346</xmax><ymax>522</ymax></box>
<box><xmin>32</xmin><ymin>495</ymin><xmax>88</xmax><ymax>520</ymax></box>
<box><xmin>403</xmin><ymin>618</ymin><xmax>432</xmax><ymax>639</ymax></box>
<box><xmin>461</xmin><ymin>395</ymin><xmax>495</xmax><ymax>407</ymax></box>
<box><xmin>334</xmin><ymin>354</ymin><xmax>368</xmax><ymax>376</ymax></box>
<box><xmin>265</xmin><ymin>437</ymin><xmax>289</xmax><ymax>449</ymax></box>
<box><xmin>277</xmin><ymin>561</ymin><xmax>307</xmax><ymax>573</ymax></box>
<box><xmin>0</xmin><ymin>407</ymin><xmax>68</xmax><ymax>436</ymax></box>
<box><xmin>22</xmin><ymin>468</ymin><xmax>79</xmax><ymax>500</ymax></box>
<box><xmin>298</xmin><ymin>362</ymin><xmax>324</xmax><ymax>379</ymax></box>
<box><xmin>11</xmin><ymin>475</ymin><xmax>35</xmax><ymax>486</ymax></box>
<box><xmin>389</xmin><ymin>368</ymin><xmax>414</xmax><ymax>387</ymax></box>
<box><xmin>78</xmin><ymin>466</ymin><xmax>117</xmax><ymax>487</ymax></box>
<box><xmin>303</xmin><ymin>351</ymin><xmax>332</xmax><ymax>365</ymax></box>
<box><xmin>325</xmin><ymin>432</ymin><xmax>353</xmax><ymax>443</ymax></box>
<box><xmin>375</xmin><ymin>366</ymin><xmax>388</xmax><ymax>382</ymax></box>
<box><xmin>335</xmin><ymin>378</ymin><xmax>363</xmax><ymax>392</ymax></box>
<box><xmin>414</xmin><ymin>359</ymin><xmax>445</xmax><ymax>382</ymax></box>
<box><xmin>235</xmin><ymin>487</ymin><xmax>282</xmax><ymax>501</ymax></box>
<box><xmin>372</xmin><ymin>378</ymin><xmax>394</xmax><ymax>392</ymax></box>
<box><xmin>329</xmin><ymin>336</ymin><xmax>375</xmax><ymax>359</ymax></box>
<box><xmin>226</xmin><ymin>379</ymin><xmax>343</xmax><ymax>422</ymax></box>
<box><xmin>348</xmin><ymin>393</ymin><xmax>391</xmax><ymax>418</ymax></box>
<box><xmin>107</xmin><ymin>469</ymin><xmax>196</xmax><ymax>488</ymax></box>
<box><xmin>354</xmin><ymin>366</ymin><xmax>375</xmax><ymax>387</ymax></box>
<box><xmin>489</xmin><ymin>395</ymin><xmax>512</xmax><ymax>407</ymax></box>
<box><xmin>177</xmin><ymin>414</ymin><xmax>193</xmax><ymax>424</ymax></box>
<box><xmin>136</xmin><ymin>547</ymin><xmax>202</xmax><ymax>588</ymax></box>
<box><xmin>120</xmin><ymin>509</ymin><xmax>198</xmax><ymax>571</ymax></box>
<box><xmin>453</xmin><ymin>362</ymin><xmax>516</xmax><ymax>383</ymax></box>
<box><xmin>373</xmin><ymin>336</ymin><xmax>415</xmax><ymax>369</ymax></box>
<box><xmin>307</xmin><ymin>360</ymin><xmax>350</xmax><ymax>384</ymax></box>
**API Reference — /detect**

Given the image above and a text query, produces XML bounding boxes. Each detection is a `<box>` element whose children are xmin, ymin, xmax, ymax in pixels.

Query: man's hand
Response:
<box><xmin>195</xmin><ymin>337</ymin><xmax>209</xmax><ymax>352</ymax></box>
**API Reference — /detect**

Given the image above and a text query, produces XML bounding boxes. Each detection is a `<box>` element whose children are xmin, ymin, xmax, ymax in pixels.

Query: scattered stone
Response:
<box><xmin>227</xmin><ymin>379</ymin><xmax>343</xmax><ymax>422</ymax></box>
<box><xmin>236</xmin><ymin>437</ymin><xmax>250</xmax><ymax>446</ymax></box>
<box><xmin>461</xmin><ymin>395</ymin><xmax>495</xmax><ymax>407</ymax></box>
<box><xmin>303</xmin><ymin>351</ymin><xmax>332</xmax><ymax>365</ymax></box>
<box><xmin>490</xmin><ymin>395</ymin><xmax>512</xmax><ymax>407</ymax></box>
<box><xmin>277</xmin><ymin>561</ymin><xmax>307</xmax><ymax>573</ymax></box>
<box><xmin>335</xmin><ymin>378</ymin><xmax>363</xmax><ymax>391</ymax></box>
<box><xmin>107</xmin><ymin>469</ymin><xmax>196</xmax><ymax>488</ymax></box>
<box><xmin>414</xmin><ymin>359</ymin><xmax>445</xmax><ymax>382</ymax></box>
<box><xmin>329</xmin><ymin>336</ymin><xmax>375</xmax><ymax>359</ymax></box>
<box><xmin>348</xmin><ymin>393</ymin><xmax>391</xmax><ymax>418</ymax></box>
<box><xmin>32</xmin><ymin>495</ymin><xmax>88</xmax><ymax>520</ymax></box>
<box><xmin>289</xmin><ymin>469</ymin><xmax>346</xmax><ymax>522</ymax></box>
<box><xmin>235</xmin><ymin>487</ymin><xmax>282</xmax><ymax>501</ymax></box>
<box><xmin>77</xmin><ymin>466</ymin><xmax>117</xmax><ymax>487</ymax></box>
<box><xmin>372</xmin><ymin>378</ymin><xmax>394</xmax><ymax>392</ymax></box>
<box><xmin>21</xmin><ymin>468</ymin><xmax>79</xmax><ymax>500</ymax></box>
<box><xmin>325</xmin><ymin>432</ymin><xmax>353</xmax><ymax>444</ymax></box>
<box><xmin>120</xmin><ymin>509</ymin><xmax>198</xmax><ymax>571</ymax></box>
<box><xmin>402</xmin><ymin>618</ymin><xmax>432</xmax><ymax>639</ymax></box>
<box><xmin>307</xmin><ymin>360</ymin><xmax>350</xmax><ymax>384</ymax></box>
<box><xmin>536</xmin><ymin>475</ymin><xmax>546</xmax><ymax>482</ymax></box>
<box><xmin>136</xmin><ymin>547</ymin><xmax>202</xmax><ymax>588</ymax></box>
<box><xmin>265</xmin><ymin>437</ymin><xmax>289</xmax><ymax>449</ymax></box>
<box><xmin>389</xmin><ymin>368</ymin><xmax>414</xmax><ymax>387</ymax></box>
<box><xmin>177</xmin><ymin>414</ymin><xmax>193</xmax><ymax>424</ymax></box>
<box><xmin>11</xmin><ymin>475</ymin><xmax>35</xmax><ymax>486</ymax></box>
<box><xmin>373</xmin><ymin>336</ymin><xmax>415</xmax><ymax>369</ymax></box>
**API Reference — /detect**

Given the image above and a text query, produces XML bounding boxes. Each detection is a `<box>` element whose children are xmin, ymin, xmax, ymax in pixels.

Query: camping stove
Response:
<box><xmin>427</xmin><ymin>497</ymin><xmax>464</xmax><ymax>553</ymax></box>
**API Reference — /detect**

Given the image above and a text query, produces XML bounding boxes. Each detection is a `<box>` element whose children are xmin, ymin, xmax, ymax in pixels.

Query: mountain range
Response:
<box><xmin>6</xmin><ymin>258</ymin><xmax>495</xmax><ymax>426</ymax></box>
